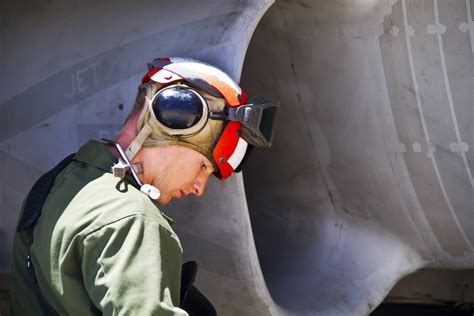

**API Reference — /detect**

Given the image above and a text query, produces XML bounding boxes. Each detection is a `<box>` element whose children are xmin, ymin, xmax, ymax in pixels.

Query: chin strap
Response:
<box><xmin>132</xmin><ymin>162</ymin><xmax>143</xmax><ymax>174</ymax></box>
<box><xmin>101</xmin><ymin>138</ymin><xmax>161</xmax><ymax>200</ymax></box>
<box><xmin>125</xmin><ymin>124</ymin><xmax>153</xmax><ymax>161</ymax></box>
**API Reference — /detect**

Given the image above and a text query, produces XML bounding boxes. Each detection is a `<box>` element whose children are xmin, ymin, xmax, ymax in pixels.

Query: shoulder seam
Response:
<box><xmin>82</xmin><ymin>213</ymin><xmax>175</xmax><ymax>239</ymax></box>
<box><xmin>83</xmin><ymin>214</ymin><xmax>138</xmax><ymax>238</ymax></box>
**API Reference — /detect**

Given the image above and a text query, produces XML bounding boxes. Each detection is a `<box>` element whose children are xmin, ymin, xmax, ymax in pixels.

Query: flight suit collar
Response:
<box><xmin>73</xmin><ymin>139</ymin><xmax>117</xmax><ymax>173</ymax></box>
<box><xmin>73</xmin><ymin>140</ymin><xmax>175</xmax><ymax>225</ymax></box>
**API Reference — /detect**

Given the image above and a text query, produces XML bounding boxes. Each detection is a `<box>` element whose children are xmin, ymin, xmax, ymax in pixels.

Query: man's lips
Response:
<box><xmin>172</xmin><ymin>190</ymin><xmax>186</xmax><ymax>200</ymax></box>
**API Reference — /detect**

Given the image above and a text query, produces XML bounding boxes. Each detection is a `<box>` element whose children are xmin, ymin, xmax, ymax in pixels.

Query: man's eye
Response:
<box><xmin>202</xmin><ymin>164</ymin><xmax>207</xmax><ymax>171</ymax></box>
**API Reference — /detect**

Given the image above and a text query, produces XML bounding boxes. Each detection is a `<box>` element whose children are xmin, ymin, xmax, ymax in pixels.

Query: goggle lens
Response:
<box><xmin>152</xmin><ymin>86</ymin><xmax>204</xmax><ymax>129</ymax></box>
<box><xmin>259</xmin><ymin>105</ymin><xmax>277</xmax><ymax>143</ymax></box>
<box><xmin>228</xmin><ymin>98</ymin><xmax>279</xmax><ymax>148</ymax></box>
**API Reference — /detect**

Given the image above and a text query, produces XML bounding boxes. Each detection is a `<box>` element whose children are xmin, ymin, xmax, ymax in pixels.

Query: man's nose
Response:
<box><xmin>192</xmin><ymin>173</ymin><xmax>210</xmax><ymax>196</ymax></box>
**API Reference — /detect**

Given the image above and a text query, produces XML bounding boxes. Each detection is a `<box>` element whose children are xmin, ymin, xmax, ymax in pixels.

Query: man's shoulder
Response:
<box><xmin>39</xmin><ymin>160</ymin><xmax>173</xmax><ymax>241</ymax></box>
<box><xmin>61</xmin><ymin>171</ymin><xmax>172</xmax><ymax>234</ymax></box>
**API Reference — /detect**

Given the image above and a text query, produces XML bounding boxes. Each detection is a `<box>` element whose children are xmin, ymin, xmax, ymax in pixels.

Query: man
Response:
<box><xmin>10</xmin><ymin>57</ymin><xmax>278</xmax><ymax>315</ymax></box>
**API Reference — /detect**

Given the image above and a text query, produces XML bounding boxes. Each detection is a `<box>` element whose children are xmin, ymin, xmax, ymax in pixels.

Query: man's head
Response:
<box><xmin>116</xmin><ymin>57</ymin><xmax>278</xmax><ymax>204</ymax></box>
<box><xmin>132</xmin><ymin>143</ymin><xmax>214</xmax><ymax>205</ymax></box>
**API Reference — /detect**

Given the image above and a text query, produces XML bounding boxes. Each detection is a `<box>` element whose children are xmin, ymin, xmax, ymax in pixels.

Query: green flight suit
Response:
<box><xmin>10</xmin><ymin>140</ymin><xmax>188</xmax><ymax>315</ymax></box>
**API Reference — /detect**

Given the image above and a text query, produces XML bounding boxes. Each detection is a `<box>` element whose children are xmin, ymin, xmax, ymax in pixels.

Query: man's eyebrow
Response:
<box><xmin>204</xmin><ymin>161</ymin><xmax>214</xmax><ymax>170</ymax></box>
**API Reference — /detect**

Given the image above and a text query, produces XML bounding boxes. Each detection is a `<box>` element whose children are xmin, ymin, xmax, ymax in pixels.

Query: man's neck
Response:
<box><xmin>106</xmin><ymin>115</ymin><xmax>139</xmax><ymax>158</ymax></box>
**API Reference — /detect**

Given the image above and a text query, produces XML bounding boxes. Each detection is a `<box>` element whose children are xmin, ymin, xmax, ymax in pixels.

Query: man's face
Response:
<box><xmin>133</xmin><ymin>145</ymin><xmax>215</xmax><ymax>205</ymax></box>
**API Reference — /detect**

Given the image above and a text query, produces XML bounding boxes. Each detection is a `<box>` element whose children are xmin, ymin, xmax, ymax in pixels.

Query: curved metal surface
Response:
<box><xmin>0</xmin><ymin>1</ymin><xmax>277</xmax><ymax>315</ymax></box>
<box><xmin>1</xmin><ymin>0</ymin><xmax>474</xmax><ymax>315</ymax></box>
<box><xmin>241</xmin><ymin>0</ymin><xmax>474</xmax><ymax>314</ymax></box>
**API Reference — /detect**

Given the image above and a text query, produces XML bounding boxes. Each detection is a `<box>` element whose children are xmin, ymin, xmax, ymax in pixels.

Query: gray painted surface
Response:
<box><xmin>241</xmin><ymin>0</ymin><xmax>474</xmax><ymax>314</ymax></box>
<box><xmin>1</xmin><ymin>0</ymin><xmax>474</xmax><ymax>315</ymax></box>
<box><xmin>386</xmin><ymin>268</ymin><xmax>474</xmax><ymax>304</ymax></box>
<box><xmin>0</xmin><ymin>1</ymin><xmax>277</xmax><ymax>315</ymax></box>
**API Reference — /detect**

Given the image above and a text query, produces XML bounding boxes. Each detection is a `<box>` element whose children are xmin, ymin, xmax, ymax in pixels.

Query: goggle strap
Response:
<box><xmin>209</xmin><ymin>111</ymin><xmax>228</xmax><ymax>120</ymax></box>
<box><xmin>125</xmin><ymin>124</ymin><xmax>153</xmax><ymax>161</ymax></box>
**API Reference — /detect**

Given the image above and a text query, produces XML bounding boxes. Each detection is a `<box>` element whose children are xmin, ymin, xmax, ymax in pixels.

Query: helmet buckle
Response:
<box><xmin>112</xmin><ymin>159</ymin><xmax>131</xmax><ymax>179</ymax></box>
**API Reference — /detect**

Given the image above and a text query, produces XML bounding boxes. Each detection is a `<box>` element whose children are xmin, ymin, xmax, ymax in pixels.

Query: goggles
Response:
<box><xmin>148</xmin><ymin>84</ymin><xmax>279</xmax><ymax>178</ymax></box>
<box><xmin>149</xmin><ymin>84</ymin><xmax>278</xmax><ymax>146</ymax></box>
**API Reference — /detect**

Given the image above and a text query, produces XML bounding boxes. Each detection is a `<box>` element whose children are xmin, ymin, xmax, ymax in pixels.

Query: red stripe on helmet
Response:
<box><xmin>141</xmin><ymin>67</ymin><xmax>160</xmax><ymax>84</ymax></box>
<box><xmin>213</xmin><ymin>121</ymin><xmax>242</xmax><ymax>179</ymax></box>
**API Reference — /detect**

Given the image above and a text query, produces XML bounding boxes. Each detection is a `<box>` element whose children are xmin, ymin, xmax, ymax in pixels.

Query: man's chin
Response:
<box><xmin>156</xmin><ymin>195</ymin><xmax>171</xmax><ymax>205</ymax></box>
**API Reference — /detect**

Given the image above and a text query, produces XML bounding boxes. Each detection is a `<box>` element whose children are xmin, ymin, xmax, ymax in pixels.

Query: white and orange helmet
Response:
<box><xmin>128</xmin><ymin>57</ymin><xmax>278</xmax><ymax>179</ymax></box>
